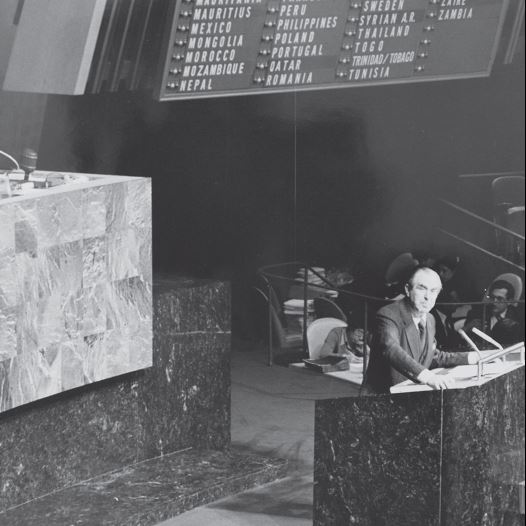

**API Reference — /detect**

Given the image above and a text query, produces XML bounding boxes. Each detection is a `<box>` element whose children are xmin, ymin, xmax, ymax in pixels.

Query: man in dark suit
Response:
<box><xmin>464</xmin><ymin>279</ymin><xmax>524</xmax><ymax>348</ymax></box>
<box><xmin>365</xmin><ymin>267</ymin><xmax>480</xmax><ymax>393</ymax></box>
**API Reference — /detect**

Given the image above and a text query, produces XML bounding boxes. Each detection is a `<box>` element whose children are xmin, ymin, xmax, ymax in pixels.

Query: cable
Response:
<box><xmin>0</xmin><ymin>150</ymin><xmax>20</xmax><ymax>171</ymax></box>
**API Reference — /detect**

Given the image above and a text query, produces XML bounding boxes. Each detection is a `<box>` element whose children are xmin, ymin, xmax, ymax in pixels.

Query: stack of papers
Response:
<box><xmin>324</xmin><ymin>290</ymin><xmax>339</xmax><ymax>298</ymax></box>
<box><xmin>283</xmin><ymin>298</ymin><xmax>314</xmax><ymax>316</ymax></box>
<box><xmin>303</xmin><ymin>355</ymin><xmax>350</xmax><ymax>373</ymax></box>
<box><xmin>295</xmin><ymin>267</ymin><xmax>325</xmax><ymax>285</ymax></box>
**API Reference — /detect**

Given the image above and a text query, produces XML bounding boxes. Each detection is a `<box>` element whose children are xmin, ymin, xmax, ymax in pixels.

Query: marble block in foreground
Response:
<box><xmin>0</xmin><ymin>277</ymin><xmax>230</xmax><ymax>511</ymax></box>
<box><xmin>0</xmin><ymin>173</ymin><xmax>152</xmax><ymax>412</ymax></box>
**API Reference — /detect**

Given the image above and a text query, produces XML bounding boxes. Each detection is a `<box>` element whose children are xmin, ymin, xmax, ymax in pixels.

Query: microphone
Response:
<box><xmin>472</xmin><ymin>327</ymin><xmax>503</xmax><ymax>350</ymax></box>
<box><xmin>458</xmin><ymin>329</ymin><xmax>482</xmax><ymax>360</ymax></box>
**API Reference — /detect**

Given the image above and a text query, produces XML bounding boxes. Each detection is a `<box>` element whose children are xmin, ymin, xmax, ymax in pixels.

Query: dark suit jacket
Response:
<box><xmin>465</xmin><ymin>304</ymin><xmax>524</xmax><ymax>348</ymax></box>
<box><xmin>490</xmin><ymin>306</ymin><xmax>524</xmax><ymax>346</ymax></box>
<box><xmin>365</xmin><ymin>297</ymin><xmax>470</xmax><ymax>393</ymax></box>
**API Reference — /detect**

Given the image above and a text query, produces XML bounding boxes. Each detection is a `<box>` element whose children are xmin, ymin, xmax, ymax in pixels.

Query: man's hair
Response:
<box><xmin>490</xmin><ymin>280</ymin><xmax>515</xmax><ymax>299</ymax></box>
<box><xmin>405</xmin><ymin>266</ymin><xmax>439</xmax><ymax>288</ymax></box>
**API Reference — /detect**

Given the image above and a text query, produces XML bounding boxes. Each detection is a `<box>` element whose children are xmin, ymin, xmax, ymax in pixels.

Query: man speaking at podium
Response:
<box><xmin>365</xmin><ymin>267</ymin><xmax>481</xmax><ymax>393</ymax></box>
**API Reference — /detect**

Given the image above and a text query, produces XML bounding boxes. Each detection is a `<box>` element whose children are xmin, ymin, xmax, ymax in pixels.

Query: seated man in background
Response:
<box><xmin>364</xmin><ymin>267</ymin><xmax>481</xmax><ymax>393</ymax></box>
<box><xmin>464</xmin><ymin>279</ymin><xmax>524</xmax><ymax>348</ymax></box>
<box><xmin>319</xmin><ymin>325</ymin><xmax>369</xmax><ymax>365</ymax></box>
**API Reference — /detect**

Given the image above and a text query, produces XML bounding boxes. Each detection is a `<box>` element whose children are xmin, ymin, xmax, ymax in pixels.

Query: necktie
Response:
<box><xmin>419</xmin><ymin>320</ymin><xmax>426</xmax><ymax>348</ymax></box>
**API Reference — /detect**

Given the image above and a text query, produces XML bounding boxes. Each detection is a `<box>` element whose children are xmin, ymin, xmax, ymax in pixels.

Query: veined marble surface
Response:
<box><xmin>0</xmin><ymin>173</ymin><xmax>152</xmax><ymax>412</ymax></box>
<box><xmin>313</xmin><ymin>367</ymin><xmax>525</xmax><ymax>526</ymax></box>
<box><xmin>0</xmin><ymin>448</ymin><xmax>287</xmax><ymax>526</ymax></box>
<box><xmin>0</xmin><ymin>278</ymin><xmax>230</xmax><ymax>511</ymax></box>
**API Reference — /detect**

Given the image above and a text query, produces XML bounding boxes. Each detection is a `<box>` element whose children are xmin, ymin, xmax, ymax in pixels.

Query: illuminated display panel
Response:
<box><xmin>156</xmin><ymin>0</ymin><xmax>509</xmax><ymax>100</ymax></box>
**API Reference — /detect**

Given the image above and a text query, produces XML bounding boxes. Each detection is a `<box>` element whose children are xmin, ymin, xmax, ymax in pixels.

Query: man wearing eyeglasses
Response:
<box><xmin>464</xmin><ymin>279</ymin><xmax>524</xmax><ymax>347</ymax></box>
<box><xmin>364</xmin><ymin>267</ymin><xmax>481</xmax><ymax>393</ymax></box>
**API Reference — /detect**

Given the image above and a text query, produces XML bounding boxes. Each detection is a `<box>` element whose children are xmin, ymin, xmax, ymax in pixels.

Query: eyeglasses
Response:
<box><xmin>486</xmin><ymin>294</ymin><xmax>508</xmax><ymax>302</ymax></box>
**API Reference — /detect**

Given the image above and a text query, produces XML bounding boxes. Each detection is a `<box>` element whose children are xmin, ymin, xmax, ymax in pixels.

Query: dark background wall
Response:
<box><xmin>33</xmin><ymin>51</ymin><xmax>525</xmax><ymax>340</ymax></box>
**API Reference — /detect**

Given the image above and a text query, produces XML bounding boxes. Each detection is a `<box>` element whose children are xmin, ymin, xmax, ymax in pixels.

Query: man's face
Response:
<box><xmin>487</xmin><ymin>287</ymin><xmax>509</xmax><ymax>316</ymax></box>
<box><xmin>348</xmin><ymin>328</ymin><xmax>370</xmax><ymax>356</ymax></box>
<box><xmin>405</xmin><ymin>269</ymin><xmax>442</xmax><ymax>316</ymax></box>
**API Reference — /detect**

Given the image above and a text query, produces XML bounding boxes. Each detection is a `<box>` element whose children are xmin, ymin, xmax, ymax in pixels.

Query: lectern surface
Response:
<box><xmin>391</xmin><ymin>360</ymin><xmax>523</xmax><ymax>393</ymax></box>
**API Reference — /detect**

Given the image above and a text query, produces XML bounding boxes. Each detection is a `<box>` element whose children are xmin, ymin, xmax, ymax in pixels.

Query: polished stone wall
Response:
<box><xmin>314</xmin><ymin>367</ymin><xmax>525</xmax><ymax>526</ymax></box>
<box><xmin>0</xmin><ymin>174</ymin><xmax>152</xmax><ymax>412</ymax></box>
<box><xmin>0</xmin><ymin>277</ymin><xmax>231</xmax><ymax>512</ymax></box>
<box><xmin>441</xmin><ymin>369</ymin><xmax>526</xmax><ymax>526</ymax></box>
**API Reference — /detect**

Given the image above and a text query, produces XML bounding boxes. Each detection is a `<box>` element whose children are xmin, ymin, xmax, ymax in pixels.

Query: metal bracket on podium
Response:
<box><xmin>477</xmin><ymin>342</ymin><xmax>525</xmax><ymax>381</ymax></box>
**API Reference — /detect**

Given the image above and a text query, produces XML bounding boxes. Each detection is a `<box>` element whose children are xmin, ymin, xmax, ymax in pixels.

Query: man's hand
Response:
<box><xmin>424</xmin><ymin>373</ymin><xmax>456</xmax><ymax>390</ymax></box>
<box><xmin>497</xmin><ymin>318</ymin><xmax>519</xmax><ymax>330</ymax></box>
<box><xmin>417</xmin><ymin>369</ymin><xmax>456</xmax><ymax>390</ymax></box>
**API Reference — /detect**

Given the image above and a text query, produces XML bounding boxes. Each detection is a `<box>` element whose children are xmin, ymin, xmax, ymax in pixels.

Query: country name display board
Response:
<box><xmin>156</xmin><ymin>0</ymin><xmax>509</xmax><ymax>100</ymax></box>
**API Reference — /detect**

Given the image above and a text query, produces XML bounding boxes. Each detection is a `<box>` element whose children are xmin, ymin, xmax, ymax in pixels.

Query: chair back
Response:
<box><xmin>253</xmin><ymin>287</ymin><xmax>292</xmax><ymax>349</ymax></box>
<box><xmin>504</xmin><ymin>208</ymin><xmax>526</xmax><ymax>264</ymax></box>
<box><xmin>307</xmin><ymin>317</ymin><xmax>348</xmax><ymax>359</ymax></box>
<box><xmin>506</xmin><ymin>207</ymin><xmax>525</xmax><ymax>235</ymax></box>
<box><xmin>257</xmin><ymin>274</ymin><xmax>286</xmax><ymax>320</ymax></box>
<box><xmin>491</xmin><ymin>176</ymin><xmax>525</xmax><ymax>208</ymax></box>
<box><xmin>313</xmin><ymin>297</ymin><xmax>347</xmax><ymax>322</ymax></box>
<box><xmin>384</xmin><ymin>252</ymin><xmax>418</xmax><ymax>285</ymax></box>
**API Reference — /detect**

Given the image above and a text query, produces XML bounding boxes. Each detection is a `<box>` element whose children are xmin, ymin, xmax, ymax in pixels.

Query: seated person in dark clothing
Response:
<box><xmin>433</xmin><ymin>255</ymin><xmax>479</xmax><ymax>348</ymax></box>
<box><xmin>319</xmin><ymin>325</ymin><xmax>370</xmax><ymax>365</ymax></box>
<box><xmin>463</xmin><ymin>279</ymin><xmax>524</xmax><ymax>348</ymax></box>
<box><xmin>434</xmin><ymin>255</ymin><xmax>478</xmax><ymax>314</ymax></box>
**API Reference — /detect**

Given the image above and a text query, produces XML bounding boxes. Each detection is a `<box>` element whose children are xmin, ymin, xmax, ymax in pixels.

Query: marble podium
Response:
<box><xmin>0</xmin><ymin>173</ymin><xmax>152</xmax><ymax>411</ymax></box>
<box><xmin>0</xmin><ymin>276</ymin><xmax>286</xmax><ymax>525</ymax></box>
<box><xmin>0</xmin><ymin>175</ymin><xmax>286</xmax><ymax>523</ymax></box>
<box><xmin>314</xmin><ymin>360</ymin><xmax>525</xmax><ymax>526</ymax></box>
